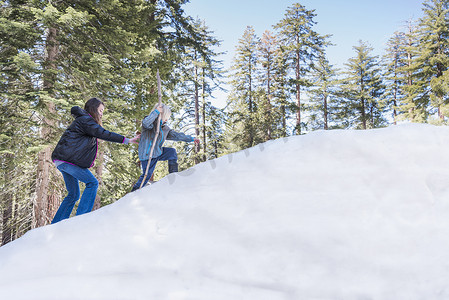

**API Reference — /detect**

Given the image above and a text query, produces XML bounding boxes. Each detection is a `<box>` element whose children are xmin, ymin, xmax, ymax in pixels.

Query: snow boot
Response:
<box><xmin>168</xmin><ymin>162</ymin><xmax>178</xmax><ymax>173</ymax></box>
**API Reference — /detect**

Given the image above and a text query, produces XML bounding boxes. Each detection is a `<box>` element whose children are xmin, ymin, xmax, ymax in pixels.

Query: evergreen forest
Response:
<box><xmin>1</xmin><ymin>0</ymin><xmax>449</xmax><ymax>245</ymax></box>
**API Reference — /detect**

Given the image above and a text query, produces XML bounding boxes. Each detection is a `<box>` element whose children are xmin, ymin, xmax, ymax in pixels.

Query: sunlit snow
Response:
<box><xmin>1</xmin><ymin>124</ymin><xmax>449</xmax><ymax>299</ymax></box>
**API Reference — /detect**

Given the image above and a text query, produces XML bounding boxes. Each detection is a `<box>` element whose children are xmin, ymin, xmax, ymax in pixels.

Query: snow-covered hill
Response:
<box><xmin>2</xmin><ymin>124</ymin><xmax>449</xmax><ymax>299</ymax></box>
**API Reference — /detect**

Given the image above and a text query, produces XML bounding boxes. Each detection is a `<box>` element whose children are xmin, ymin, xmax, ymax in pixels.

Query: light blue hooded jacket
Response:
<box><xmin>138</xmin><ymin>109</ymin><xmax>194</xmax><ymax>161</ymax></box>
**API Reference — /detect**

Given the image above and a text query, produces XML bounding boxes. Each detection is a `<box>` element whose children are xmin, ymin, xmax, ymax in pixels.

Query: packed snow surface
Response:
<box><xmin>2</xmin><ymin>124</ymin><xmax>449</xmax><ymax>299</ymax></box>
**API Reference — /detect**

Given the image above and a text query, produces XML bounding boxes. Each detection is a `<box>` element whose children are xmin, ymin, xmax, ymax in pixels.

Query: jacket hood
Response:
<box><xmin>71</xmin><ymin>106</ymin><xmax>89</xmax><ymax>118</ymax></box>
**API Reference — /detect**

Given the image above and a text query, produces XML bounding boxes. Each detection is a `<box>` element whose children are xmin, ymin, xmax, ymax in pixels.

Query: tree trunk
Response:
<box><xmin>361</xmin><ymin>97</ymin><xmax>367</xmax><ymax>130</ymax></box>
<box><xmin>46</xmin><ymin>193</ymin><xmax>60</xmax><ymax>224</ymax></box>
<box><xmin>393</xmin><ymin>84</ymin><xmax>398</xmax><ymax>125</ymax></box>
<box><xmin>266</xmin><ymin>66</ymin><xmax>272</xmax><ymax>140</ymax></box>
<box><xmin>295</xmin><ymin>49</ymin><xmax>301</xmax><ymax>134</ymax></box>
<box><xmin>323</xmin><ymin>94</ymin><xmax>328</xmax><ymax>130</ymax></box>
<box><xmin>2</xmin><ymin>154</ymin><xmax>14</xmax><ymax>245</ymax></box>
<box><xmin>438</xmin><ymin>104</ymin><xmax>444</xmax><ymax>120</ymax></box>
<box><xmin>93</xmin><ymin>143</ymin><xmax>104</xmax><ymax>211</ymax></box>
<box><xmin>406</xmin><ymin>22</ymin><xmax>414</xmax><ymax>117</ymax></box>
<box><xmin>248</xmin><ymin>57</ymin><xmax>254</xmax><ymax>147</ymax></box>
<box><xmin>360</xmin><ymin>75</ymin><xmax>367</xmax><ymax>130</ymax></box>
<box><xmin>281</xmin><ymin>104</ymin><xmax>286</xmax><ymax>136</ymax></box>
<box><xmin>437</xmin><ymin>59</ymin><xmax>445</xmax><ymax>120</ymax></box>
<box><xmin>1</xmin><ymin>195</ymin><xmax>13</xmax><ymax>246</ymax></box>
<box><xmin>34</xmin><ymin>27</ymin><xmax>58</xmax><ymax>228</ymax></box>
<box><xmin>34</xmin><ymin>146</ymin><xmax>53</xmax><ymax>227</ymax></box>
<box><xmin>201</xmin><ymin>68</ymin><xmax>207</xmax><ymax>162</ymax></box>
<box><xmin>194</xmin><ymin>51</ymin><xmax>201</xmax><ymax>164</ymax></box>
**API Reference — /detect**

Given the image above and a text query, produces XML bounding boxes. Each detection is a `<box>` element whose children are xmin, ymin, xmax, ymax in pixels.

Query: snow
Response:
<box><xmin>2</xmin><ymin>124</ymin><xmax>449</xmax><ymax>299</ymax></box>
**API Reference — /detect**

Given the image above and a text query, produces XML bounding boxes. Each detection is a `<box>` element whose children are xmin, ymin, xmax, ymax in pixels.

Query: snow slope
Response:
<box><xmin>1</xmin><ymin>124</ymin><xmax>449</xmax><ymax>299</ymax></box>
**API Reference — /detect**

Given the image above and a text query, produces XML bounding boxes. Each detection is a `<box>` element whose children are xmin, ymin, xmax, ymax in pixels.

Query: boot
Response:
<box><xmin>168</xmin><ymin>162</ymin><xmax>178</xmax><ymax>173</ymax></box>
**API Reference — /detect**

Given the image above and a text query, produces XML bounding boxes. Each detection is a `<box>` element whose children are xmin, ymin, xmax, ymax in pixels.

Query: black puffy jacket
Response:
<box><xmin>52</xmin><ymin>106</ymin><xmax>125</xmax><ymax>168</ymax></box>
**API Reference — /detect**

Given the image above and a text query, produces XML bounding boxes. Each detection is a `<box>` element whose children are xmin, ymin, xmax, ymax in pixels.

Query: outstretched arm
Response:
<box><xmin>167</xmin><ymin>129</ymin><xmax>198</xmax><ymax>143</ymax></box>
<box><xmin>82</xmin><ymin>116</ymin><xmax>140</xmax><ymax>145</ymax></box>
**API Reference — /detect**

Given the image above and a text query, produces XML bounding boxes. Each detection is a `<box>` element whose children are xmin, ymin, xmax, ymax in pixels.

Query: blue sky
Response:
<box><xmin>184</xmin><ymin>0</ymin><xmax>425</xmax><ymax>106</ymax></box>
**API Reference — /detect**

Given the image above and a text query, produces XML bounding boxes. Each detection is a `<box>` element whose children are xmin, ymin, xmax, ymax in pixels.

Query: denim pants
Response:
<box><xmin>52</xmin><ymin>163</ymin><xmax>99</xmax><ymax>224</ymax></box>
<box><xmin>132</xmin><ymin>147</ymin><xmax>177</xmax><ymax>191</ymax></box>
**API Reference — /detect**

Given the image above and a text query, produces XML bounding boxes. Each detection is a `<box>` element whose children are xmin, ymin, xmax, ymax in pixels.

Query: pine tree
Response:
<box><xmin>384</xmin><ymin>31</ymin><xmax>408</xmax><ymax>124</ymax></box>
<box><xmin>416</xmin><ymin>0</ymin><xmax>449</xmax><ymax>121</ymax></box>
<box><xmin>204</xmin><ymin>104</ymin><xmax>226</xmax><ymax>159</ymax></box>
<box><xmin>398</xmin><ymin>20</ymin><xmax>427</xmax><ymax>122</ymax></box>
<box><xmin>274</xmin><ymin>2</ymin><xmax>330</xmax><ymax>134</ymax></box>
<box><xmin>258</xmin><ymin>30</ymin><xmax>279</xmax><ymax>141</ymax></box>
<box><xmin>339</xmin><ymin>41</ymin><xmax>386</xmax><ymax>129</ymax></box>
<box><xmin>306</xmin><ymin>55</ymin><xmax>340</xmax><ymax>130</ymax></box>
<box><xmin>227</xmin><ymin>26</ymin><xmax>260</xmax><ymax>150</ymax></box>
<box><xmin>272</xmin><ymin>42</ymin><xmax>291</xmax><ymax>137</ymax></box>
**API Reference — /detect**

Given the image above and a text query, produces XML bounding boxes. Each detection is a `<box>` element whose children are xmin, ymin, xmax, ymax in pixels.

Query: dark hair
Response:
<box><xmin>84</xmin><ymin>97</ymin><xmax>104</xmax><ymax>124</ymax></box>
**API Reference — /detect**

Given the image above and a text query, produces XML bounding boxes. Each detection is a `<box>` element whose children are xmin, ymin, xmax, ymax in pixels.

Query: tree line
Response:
<box><xmin>226</xmin><ymin>0</ymin><xmax>449</xmax><ymax>150</ymax></box>
<box><xmin>1</xmin><ymin>0</ymin><xmax>448</xmax><ymax>246</ymax></box>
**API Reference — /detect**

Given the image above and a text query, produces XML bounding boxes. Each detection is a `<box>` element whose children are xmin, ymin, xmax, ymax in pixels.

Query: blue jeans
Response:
<box><xmin>132</xmin><ymin>147</ymin><xmax>177</xmax><ymax>191</ymax></box>
<box><xmin>52</xmin><ymin>163</ymin><xmax>99</xmax><ymax>224</ymax></box>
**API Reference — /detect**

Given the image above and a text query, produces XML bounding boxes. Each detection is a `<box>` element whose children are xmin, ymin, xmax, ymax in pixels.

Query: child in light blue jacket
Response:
<box><xmin>131</xmin><ymin>103</ymin><xmax>199</xmax><ymax>191</ymax></box>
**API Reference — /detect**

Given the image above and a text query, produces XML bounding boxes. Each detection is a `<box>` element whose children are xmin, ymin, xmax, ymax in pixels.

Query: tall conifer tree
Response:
<box><xmin>307</xmin><ymin>55</ymin><xmax>339</xmax><ymax>130</ymax></box>
<box><xmin>227</xmin><ymin>26</ymin><xmax>260</xmax><ymax>150</ymax></box>
<box><xmin>416</xmin><ymin>0</ymin><xmax>449</xmax><ymax>121</ymax></box>
<box><xmin>274</xmin><ymin>3</ymin><xmax>329</xmax><ymax>134</ymax></box>
<box><xmin>272</xmin><ymin>41</ymin><xmax>291</xmax><ymax>137</ymax></box>
<box><xmin>396</xmin><ymin>20</ymin><xmax>427</xmax><ymax>122</ymax></box>
<box><xmin>258</xmin><ymin>30</ymin><xmax>280</xmax><ymax>141</ymax></box>
<box><xmin>339</xmin><ymin>41</ymin><xmax>386</xmax><ymax>129</ymax></box>
<box><xmin>384</xmin><ymin>31</ymin><xmax>408</xmax><ymax>124</ymax></box>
